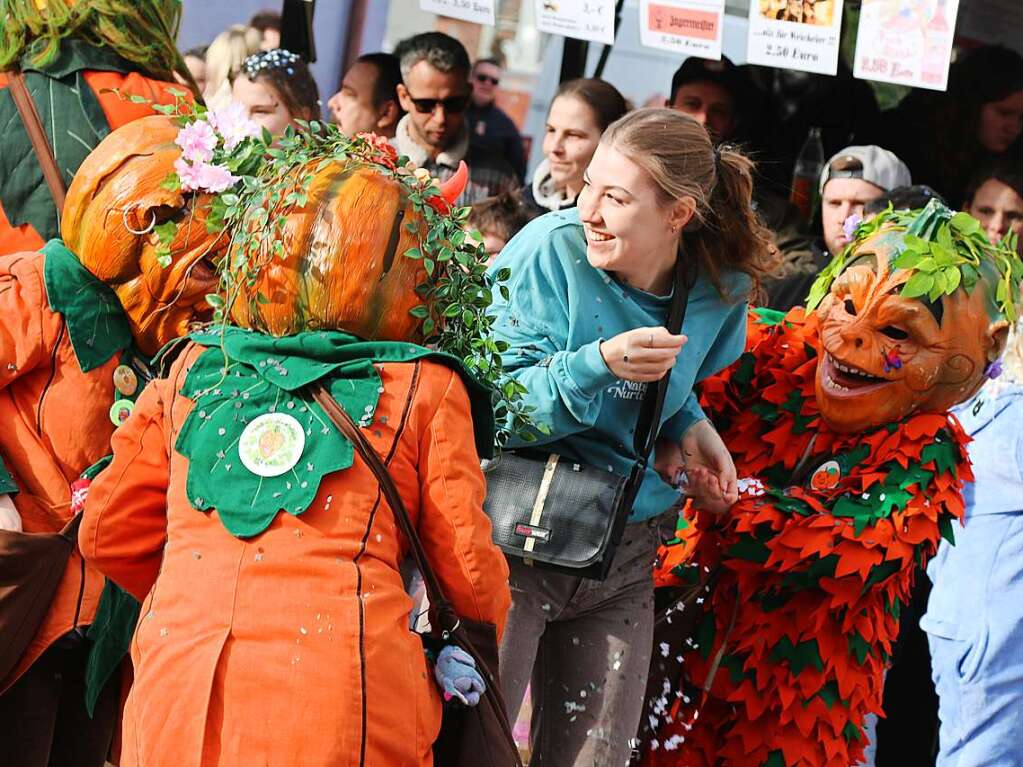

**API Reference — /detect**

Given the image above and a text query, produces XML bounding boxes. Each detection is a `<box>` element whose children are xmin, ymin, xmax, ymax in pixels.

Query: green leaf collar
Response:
<box><xmin>175</xmin><ymin>328</ymin><xmax>495</xmax><ymax>538</ymax></box>
<box><xmin>42</xmin><ymin>239</ymin><xmax>132</xmax><ymax>372</ymax></box>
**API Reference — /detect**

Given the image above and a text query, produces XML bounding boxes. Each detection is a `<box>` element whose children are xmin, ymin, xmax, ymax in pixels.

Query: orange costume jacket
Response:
<box><xmin>0</xmin><ymin>39</ymin><xmax>184</xmax><ymax>254</ymax></box>
<box><xmin>0</xmin><ymin>241</ymin><xmax>143</xmax><ymax>691</ymax></box>
<box><xmin>80</xmin><ymin>342</ymin><xmax>512</xmax><ymax>766</ymax></box>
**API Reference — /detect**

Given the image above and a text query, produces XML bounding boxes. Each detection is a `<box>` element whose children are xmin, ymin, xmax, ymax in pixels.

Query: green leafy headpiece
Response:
<box><xmin>807</xmin><ymin>199</ymin><xmax>1023</xmax><ymax>322</ymax></box>
<box><xmin>0</xmin><ymin>0</ymin><xmax>186</xmax><ymax>82</ymax></box>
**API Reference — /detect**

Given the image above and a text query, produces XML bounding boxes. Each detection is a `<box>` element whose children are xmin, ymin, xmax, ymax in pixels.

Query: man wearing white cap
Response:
<box><xmin>768</xmin><ymin>144</ymin><xmax>912</xmax><ymax>310</ymax></box>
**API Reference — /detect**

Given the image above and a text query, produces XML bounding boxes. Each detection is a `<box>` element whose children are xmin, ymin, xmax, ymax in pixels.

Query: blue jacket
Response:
<box><xmin>923</xmin><ymin>382</ymin><xmax>1023</xmax><ymax>766</ymax></box>
<box><xmin>488</xmin><ymin>209</ymin><xmax>750</xmax><ymax>521</ymax></box>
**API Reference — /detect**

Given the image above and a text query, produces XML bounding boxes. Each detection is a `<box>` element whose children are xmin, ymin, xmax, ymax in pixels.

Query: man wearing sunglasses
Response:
<box><xmin>394</xmin><ymin>33</ymin><xmax>518</xmax><ymax>206</ymax></box>
<box><xmin>467</xmin><ymin>58</ymin><xmax>527</xmax><ymax>182</ymax></box>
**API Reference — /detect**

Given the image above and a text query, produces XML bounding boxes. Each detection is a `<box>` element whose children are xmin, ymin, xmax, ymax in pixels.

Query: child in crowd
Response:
<box><xmin>467</xmin><ymin>188</ymin><xmax>535</xmax><ymax>264</ymax></box>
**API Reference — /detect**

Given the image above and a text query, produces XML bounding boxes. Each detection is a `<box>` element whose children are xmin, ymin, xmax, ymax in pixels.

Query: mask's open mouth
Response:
<box><xmin>820</xmin><ymin>352</ymin><xmax>890</xmax><ymax>396</ymax></box>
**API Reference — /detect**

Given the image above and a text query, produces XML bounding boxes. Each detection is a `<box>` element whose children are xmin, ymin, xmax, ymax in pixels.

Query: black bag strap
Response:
<box><xmin>632</xmin><ymin>256</ymin><xmax>694</xmax><ymax>464</ymax></box>
<box><xmin>7</xmin><ymin>69</ymin><xmax>67</xmax><ymax>216</ymax></box>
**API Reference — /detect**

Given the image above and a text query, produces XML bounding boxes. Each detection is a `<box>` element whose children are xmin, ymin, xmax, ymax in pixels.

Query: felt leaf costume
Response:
<box><xmin>642</xmin><ymin>203</ymin><xmax>1022</xmax><ymax>767</ymax></box>
<box><xmin>646</xmin><ymin>309</ymin><xmax>969</xmax><ymax>767</ymax></box>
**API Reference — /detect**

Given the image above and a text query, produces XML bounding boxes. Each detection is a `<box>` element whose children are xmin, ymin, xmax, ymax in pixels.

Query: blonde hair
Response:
<box><xmin>203</xmin><ymin>24</ymin><xmax>261</xmax><ymax>101</ymax></box>
<box><xmin>601</xmin><ymin>107</ymin><xmax>776</xmax><ymax>297</ymax></box>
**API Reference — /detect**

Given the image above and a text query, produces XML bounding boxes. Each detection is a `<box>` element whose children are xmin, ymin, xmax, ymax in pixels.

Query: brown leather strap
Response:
<box><xmin>310</xmin><ymin>380</ymin><xmax>522</xmax><ymax>763</ymax></box>
<box><xmin>7</xmin><ymin>70</ymin><xmax>67</xmax><ymax>216</ymax></box>
<box><xmin>309</xmin><ymin>382</ymin><xmax>461</xmax><ymax>632</ymax></box>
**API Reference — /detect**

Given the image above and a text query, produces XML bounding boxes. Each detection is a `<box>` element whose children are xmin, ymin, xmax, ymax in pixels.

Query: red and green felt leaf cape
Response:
<box><xmin>644</xmin><ymin>308</ymin><xmax>970</xmax><ymax>767</ymax></box>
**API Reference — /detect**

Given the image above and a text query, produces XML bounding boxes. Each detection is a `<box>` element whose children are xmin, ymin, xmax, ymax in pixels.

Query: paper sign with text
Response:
<box><xmin>535</xmin><ymin>0</ymin><xmax>615</xmax><ymax>45</ymax></box>
<box><xmin>420</xmin><ymin>0</ymin><xmax>496</xmax><ymax>26</ymax></box>
<box><xmin>853</xmin><ymin>0</ymin><xmax>960</xmax><ymax>91</ymax></box>
<box><xmin>746</xmin><ymin>0</ymin><xmax>844</xmax><ymax>76</ymax></box>
<box><xmin>639</xmin><ymin>0</ymin><xmax>725</xmax><ymax>60</ymax></box>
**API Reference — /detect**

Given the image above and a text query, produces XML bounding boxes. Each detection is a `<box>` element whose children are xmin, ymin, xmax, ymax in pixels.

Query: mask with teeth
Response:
<box><xmin>813</xmin><ymin>221</ymin><xmax>1013</xmax><ymax>433</ymax></box>
<box><xmin>61</xmin><ymin>115</ymin><xmax>227</xmax><ymax>357</ymax></box>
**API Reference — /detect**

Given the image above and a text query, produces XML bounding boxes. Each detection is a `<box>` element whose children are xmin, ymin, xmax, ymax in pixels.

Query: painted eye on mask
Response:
<box><xmin>843</xmin><ymin>299</ymin><xmax>856</xmax><ymax>316</ymax></box>
<box><xmin>880</xmin><ymin>325</ymin><xmax>909</xmax><ymax>341</ymax></box>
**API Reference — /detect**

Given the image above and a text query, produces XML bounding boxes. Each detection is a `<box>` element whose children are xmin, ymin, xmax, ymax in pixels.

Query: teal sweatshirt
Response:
<box><xmin>488</xmin><ymin>208</ymin><xmax>750</xmax><ymax>521</ymax></box>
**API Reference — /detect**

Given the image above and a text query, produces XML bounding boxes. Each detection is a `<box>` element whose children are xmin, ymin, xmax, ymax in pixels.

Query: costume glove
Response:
<box><xmin>433</xmin><ymin>645</ymin><xmax>485</xmax><ymax>707</ymax></box>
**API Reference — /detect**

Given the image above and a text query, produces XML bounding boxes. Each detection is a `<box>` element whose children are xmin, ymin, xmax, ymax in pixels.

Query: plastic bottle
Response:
<box><xmin>790</xmin><ymin>126</ymin><xmax>825</xmax><ymax>222</ymax></box>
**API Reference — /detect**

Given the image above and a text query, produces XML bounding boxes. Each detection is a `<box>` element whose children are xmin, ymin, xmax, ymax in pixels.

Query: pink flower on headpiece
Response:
<box><xmin>175</xmin><ymin>119</ymin><xmax>217</xmax><ymax>164</ymax></box>
<box><xmin>842</xmin><ymin>213</ymin><xmax>863</xmax><ymax>241</ymax></box>
<box><xmin>174</xmin><ymin>157</ymin><xmax>206</xmax><ymax>192</ymax></box>
<box><xmin>356</xmin><ymin>132</ymin><xmax>398</xmax><ymax>169</ymax></box>
<box><xmin>195</xmin><ymin>162</ymin><xmax>239</xmax><ymax>194</ymax></box>
<box><xmin>209</xmin><ymin>102</ymin><xmax>261</xmax><ymax>151</ymax></box>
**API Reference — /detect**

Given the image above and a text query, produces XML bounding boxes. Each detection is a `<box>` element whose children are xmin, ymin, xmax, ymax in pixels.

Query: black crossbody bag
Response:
<box><xmin>483</xmin><ymin>258</ymin><xmax>691</xmax><ymax>581</ymax></box>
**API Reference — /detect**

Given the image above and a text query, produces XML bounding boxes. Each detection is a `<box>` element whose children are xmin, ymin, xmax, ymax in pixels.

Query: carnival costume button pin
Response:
<box><xmin>113</xmin><ymin>364</ymin><xmax>139</xmax><ymax>396</ymax></box>
<box><xmin>810</xmin><ymin>460</ymin><xmax>841</xmax><ymax>490</ymax></box>
<box><xmin>109</xmin><ymin>399</ymin><xmax>134</xmax><ymax>426</ymax></box>
<box><xmin>238</xmin><ymin>413</ymin><xmax>306</xmax><ymax>477</ymax></box>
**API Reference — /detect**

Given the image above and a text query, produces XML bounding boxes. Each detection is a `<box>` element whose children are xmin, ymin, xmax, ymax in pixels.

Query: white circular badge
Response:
<box><xmin>238</xmin><ymin>413</ymin><xmax>306</xmax><ymax>477</ymax></box>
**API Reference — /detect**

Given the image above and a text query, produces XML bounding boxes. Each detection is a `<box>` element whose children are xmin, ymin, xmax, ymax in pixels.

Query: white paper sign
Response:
<box><xmin>419</xmin><ymin>0</ymin><xmax>496</xmax><ymax>26</ymax></box>
<box><xmin>746</xmin><ymin>0</ymin><xmax>845</xmax><ymax>76</ymax></box>
<box><xmin>535</xmin><ymin>0</ymin><xmax>616</xmax><ymax>46</ymax></box>
<box><xmin>639</xmin><ymin>0</ymin><xmax>726</xmax><ymax>60</ymax></box>
<box><xmin>853</xmin><ymin>0</ymin><xmax>960</xmax><ymax>91</ymax></box>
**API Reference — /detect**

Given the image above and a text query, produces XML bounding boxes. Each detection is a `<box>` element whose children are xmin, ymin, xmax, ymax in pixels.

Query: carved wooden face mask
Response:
<box><xmin>814</xmin><ymin>228</ymin><xmax>1007</xmax><ymax>433</ymax></box>
<box><xmin>61</xmin><ymin>115</ymin><xmax>226</xmax><ymax>357</ymax></box>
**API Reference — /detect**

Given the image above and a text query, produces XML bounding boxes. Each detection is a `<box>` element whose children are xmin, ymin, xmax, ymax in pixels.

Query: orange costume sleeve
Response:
<box><xmin>414</xmin><ymin>366</ymin><xmax>512</xmax><ymax>639</ymax></box>
<box><xmin>78</xmin><ymin>378</ymin><xmax>170</xmax><ymax>601</ymax></box>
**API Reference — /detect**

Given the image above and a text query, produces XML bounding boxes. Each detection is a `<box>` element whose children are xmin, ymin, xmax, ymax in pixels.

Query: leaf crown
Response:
<box><xmin>807</xmin><ymin>198</ymin><xmax>1023</xmax><ymax>322</ymax></box>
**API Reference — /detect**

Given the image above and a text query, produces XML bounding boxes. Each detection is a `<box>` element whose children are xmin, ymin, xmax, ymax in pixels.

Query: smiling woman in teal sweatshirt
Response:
<box><xmin>488</xmin><ymin>207</ymin><xmax>749</xmax><ymax>521</ymax></box>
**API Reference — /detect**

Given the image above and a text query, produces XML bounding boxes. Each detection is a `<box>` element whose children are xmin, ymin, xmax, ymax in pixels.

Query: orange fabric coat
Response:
<box><xmin>0</xmin><ymin>250</ymin><xmax>120</xmax><ymax>691</ymax></box>
<box><xmin>80</xmin><ymin>344</ymin><xmax>511</xmax><ymax>767</ymax></box>
<box><xmin>0</xmin><ymin>70</ymin><xmax>185</xmax><ymax>254</ymax></box>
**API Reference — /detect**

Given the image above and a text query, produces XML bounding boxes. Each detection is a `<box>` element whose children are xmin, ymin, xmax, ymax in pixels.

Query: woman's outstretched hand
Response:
<box><xmin>600</xmin><ymin>327</ymin><xmax>687</xmax><ymax>382</ymax></box>
<box><xmin>680</xmin><ymin>420</ymin><xmax>738</xmax><ymax>514</ymax></box>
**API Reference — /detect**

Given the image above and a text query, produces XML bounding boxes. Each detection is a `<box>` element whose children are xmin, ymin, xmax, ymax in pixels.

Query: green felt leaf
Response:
<box><xmin>865</xmin><ymin>559</ymin><xmax>902</xmax><ymax>588</ymax></box>
<box><xmin>726</xmin><ymin>534</ymin><xmax>771</xmax><ymax>564</ymax></box>
<box><xmin>847</xmin><ymin>631</ymin><xmax>870</xmax><ymax>664</ymax></box>
<box><xmin>752</xmin><ymin>306</ymin><xmax>788</xmax><ymax>326</ymax></box>
<box><xmin>770</xmin><ymin>636</ymin><xmax>824</xmax><ymax>675</ymax></box>
<box><xmin>696</xmin><ymin>613</ymin><xmax>716</xmax><ymax>661</ymax></box>
<box><xmin>922</xmin><ymin>435</ymin><xmax>959</xmax><ymax>476</ymax></box>
<box><xmin>843</xmin><ymin>721</ymin><xmax>863</xmax><ymax>743</ymax></box>
<box><xmin>781</xmin><ymin>554</ymin><xmax>838</xmax><ymax>591</ymax></box>
<box><xmin>816</xmin><ymin>680</ymin><xmax>845</xmax><ymax>709</ymax></box>
<box><xmin>939</xmin><ymin>514</ymin><xmax>956</xmax><ymax>546</ymax></box>
<box><xmin>762</xmin><ymin>752</ymin><xmax>786</xmax><ymax>767</ymax></box>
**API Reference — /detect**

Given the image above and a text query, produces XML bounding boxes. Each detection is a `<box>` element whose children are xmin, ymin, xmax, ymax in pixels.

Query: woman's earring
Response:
<box><xmin>123</xmin><ymin>209</ymin><xmax>157</xmax><ymax>236</ymax></box>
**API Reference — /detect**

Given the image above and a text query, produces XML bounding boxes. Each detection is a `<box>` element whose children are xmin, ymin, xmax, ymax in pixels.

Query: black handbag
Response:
<box><xmin>309</xmin><ymin>384</ymin><xmax>523</xmax><ymax>767</ymax></box>
<box><xmin>483</xmin><ymin>258</ymin><xmax>692</xmax><ymax>581</ymax></box>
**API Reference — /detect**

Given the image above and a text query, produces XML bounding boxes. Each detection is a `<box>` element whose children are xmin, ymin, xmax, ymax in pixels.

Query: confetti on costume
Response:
<box><xmin>642</xmin><ymin>201</ymin><xmax>1023</xmax><ymax>767</ymax></box>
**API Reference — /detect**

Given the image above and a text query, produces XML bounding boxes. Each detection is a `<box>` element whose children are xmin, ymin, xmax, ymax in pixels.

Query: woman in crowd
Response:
<box><xmin>963</xmin><ymin>160</ymin><xmax>1023</xmax><ymax>246</ymax></box>
<box><xmin>203</xmin><ymin>23</ymin><xmax>261</xmax><ymax>102</ymax></box>
<box><xmin>232</xmin><ymin>49</ymin><xmax>320</xmax><ymax>138</ymax></box>
<box><xmin>524</xmin><ymin>78</ymin><xmax>628</xmax><ymax>214</ymax></box>
<box><xmin>488</xmin><ymin>107</ymin><xmax>774</xmax><ymax>766</ymax></box>
<box><xmin>182</xmin><ymin>45</ymin><xmax>208</xmax><ymax>94</ymax></box>
<box><xmin>883</xmin><ymin>45</ymin><xmax>1023</xmax><ymax>206</ymax></box>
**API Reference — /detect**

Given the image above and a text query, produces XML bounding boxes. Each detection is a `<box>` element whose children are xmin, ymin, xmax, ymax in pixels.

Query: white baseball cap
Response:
<box><xmin>819</xmin><ymin>145</ymin><xmax>912</xmax><ymax>194</ymax></box>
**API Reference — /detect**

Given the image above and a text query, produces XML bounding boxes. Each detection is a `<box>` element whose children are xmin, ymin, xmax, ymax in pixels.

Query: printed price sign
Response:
<box><xmin>535</xmin><ymin>0</ymin><xmax>616</xmax><ymax>46</ymax></box>
<box><xmin>420</xmin><ymin>0</ymin><xmax>496</xmax><ymax>26</ymax></box>
<box><xmin>639</xmin><ymin>0</ymin><xmax>726</xmax><ymax>60</ymax></box>
<box><xmin>853</xmin><ymin>0</ymin><xmax>960</xmax><ymax>91</ymax></box>
<box><xmin>746</xmin><ymin>0</ymin><xmax>845</xmax><ymax>76</ymax></box>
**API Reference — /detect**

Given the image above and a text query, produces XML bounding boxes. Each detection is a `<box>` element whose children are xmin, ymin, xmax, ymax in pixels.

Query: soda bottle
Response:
<box><xmin>790</xmin><ymin>126</ymin><xmax>825</xmax><ymax>222</ymax></box>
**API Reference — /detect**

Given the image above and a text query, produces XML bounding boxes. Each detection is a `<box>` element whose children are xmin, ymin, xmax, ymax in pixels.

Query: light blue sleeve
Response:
<box><xmin>659</xmin><ymin>293</ymin><xmax>749</xmax><ymax>443</ymax></box>
<box><xmin>489</xmin><ymin>224</ymin><xmax>618</xmax><ymax>446</ymax></box>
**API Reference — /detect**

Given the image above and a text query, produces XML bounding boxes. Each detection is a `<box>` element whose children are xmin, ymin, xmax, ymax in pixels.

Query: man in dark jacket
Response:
<box><xmin>466</xmin><ymin>57</ymin><xmax>526</xmax><ymax>182</ymax></box>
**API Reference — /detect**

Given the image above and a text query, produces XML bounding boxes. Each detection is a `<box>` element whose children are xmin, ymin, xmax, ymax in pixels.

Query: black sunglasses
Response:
<box><xmin>475</xmin><ymin>73</ymin><xmax>500</xmax><ymax>86</ymax></box>
<box><xmin>406</xmin><ymin>92</ymin><xmax>471</xmax><ymax>115</ymax></box>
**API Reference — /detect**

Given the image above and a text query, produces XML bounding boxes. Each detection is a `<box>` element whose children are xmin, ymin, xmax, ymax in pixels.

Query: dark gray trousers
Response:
<box><xmin>498</xmin><ymin>516</ymin><xmax>664</xmax><ymax>767</ymax></box>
